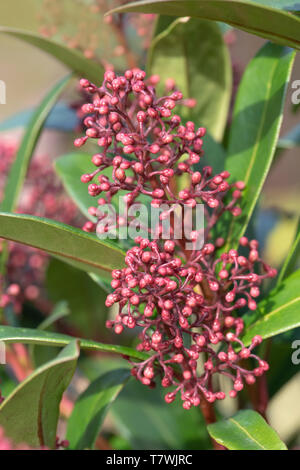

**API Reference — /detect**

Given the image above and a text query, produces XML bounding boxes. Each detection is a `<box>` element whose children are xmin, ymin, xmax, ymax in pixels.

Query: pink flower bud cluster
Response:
<box><xmin>105</xmin><ymin>237</ymin><xmax>275</xmax><ymax>408</ymax></box>
<box><xmin>76</xmin><ymin>70</ymin><xmax>243</xmax><ymax>235</ymax></box>
<box><xmin>76</xmin><ymin>70</ymin><xmax>276</xmax><ymax>408</ymax></box>
<box><xmin>0</xmin><ymin>141</ymin><xmax>82</xmax><ymax>315</ymax></box>
<box><xmin>0</xmin><ymin>140</ymin><xmax>15</xmax><ymax>199</ymax></box>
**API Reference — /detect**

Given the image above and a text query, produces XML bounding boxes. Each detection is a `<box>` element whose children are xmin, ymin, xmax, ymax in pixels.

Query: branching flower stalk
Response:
<box><xmin>76</xmin><ymin>69</ymin><xmax>276</xmax><ymax>427</ymax></box>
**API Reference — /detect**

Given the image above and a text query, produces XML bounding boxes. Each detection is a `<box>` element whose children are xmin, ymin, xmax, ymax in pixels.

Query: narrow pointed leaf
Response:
<box><xmin>107</xmin><ymin>1</ymin><xmax>300</xmax><ymax>50</ymax></box>
<box><xmin>67</xmin><ymin>369</ymin><xmax>130</xmax><ymax>449</ymax></box>
<box><xmin>46</xmin><ymin>259</ymin><xmax>109</xmax><ymax>338</ymax></box>
<box><xmin>147</xmin><ymin>16</ymin><xmax>231</xmax><ymax>140</ymax></box>
<box><xmin>207</xmin><ymin>410</ymin><xmax>287</xmax><ymax>450</ymax></box>
<box><xmin>242</xmin><ymin>270</ymin><xmax>300</xmax><ymax>345</ymax></box>
<box><xmin>0</xmin><ymin>75</ymin><xmax>72</xmax><ymax>213</ymax></box>
<box><xmin>0</xmin><ymin>27</ymin><xmax>103</xmax><ymax>83</ymax></box>
<box><xmin>223</xmin><ymin>43</ymin><xmax>295</xmax><ymax>249</ymax></box>
<box><xmin>0</xmin><ymin>325</ymin><xmax>148</xmax><ymax>361</ymax></box>
<box><xmin>0</xmin><ymin>213</ymin><xmax>125</xmax><ymax>279</ymax></box>
<box><xmin>0</xmin><ymin>341</ymin><xmax>80</xmax><ymax>448</ymax></box>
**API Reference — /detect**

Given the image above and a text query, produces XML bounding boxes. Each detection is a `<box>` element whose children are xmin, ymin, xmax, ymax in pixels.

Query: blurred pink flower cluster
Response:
<box><xmin>37</xmin><ymin>0</ymin><xmax>155</xmax><ymax>67</ymax></box>
<box><xmin>0</xmin><ymin>140</ymin><xmax>82</xmax><ymax>315</ymax></box>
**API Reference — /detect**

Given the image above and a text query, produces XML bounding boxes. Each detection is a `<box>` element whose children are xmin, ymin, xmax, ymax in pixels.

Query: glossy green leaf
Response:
<box><xmin>0</xmin><ymin>212</ymin><xmax>125</xmax><ymax>279</ymax></box>
<box><xmin>277</xmin><ymin>218</ymin><xmax>300</xmax><ymax>284</ymax></box>
<box><xmin>55</xmin><ymin>152</ymin><xmax>97</xmax><ymax>221</ymax></box>
<box><xmin>147</xmin><ymin>16</ymin><xmax>231</xmax><ymax>141</ymax></box>
<box><xmin>0</xmin><ymin>27</ymin><xmax>103</xmax><ymax>83</ymax></box>
<box><xmin>67</xmin><ymin>369</ymin><xmax>130</xmax><ymax>450</ymax></box>
<box><xmin>0</xmin><ymin>75</ymin><xmax>72</xmax><ymax>213</ymax></box>
<box><xmin>0</xmin><ymin>368</ymin><xmax>17</xmax><ymax>399</ymax></box>
<box><xmin>207</xmin><ymin>410</ymin><xmax>287</xmax><ymax>450</ymax></box>
<box><xmin>46</xmin><ymin>259</ymin><xmax>109</xmax><ymax>338</ymax></box>
<box><xmin>242</xmin><ymin>270</ymin><xmax>300</xmax><ymax>345</ymax></box>
<box><xmin>111</xmin><ymin>379</ymin><xmax>211</xmax><ymax>450</ymax></box>
<box><xmin>0</xmin><ymin>325</ymin><xmax>148</xmax><ymax>361</ymax></box>
<box><xmin>107</xmin><ymin>0</ymin><xmax>300</xmax><ymax>50</ymax></box>
<box><xmin>0</xmin><ymin>341</ymin><xmax>80</xmax><ymax>448</ymax></box>
<box><xmin>223</xmin><ymin>43</ymin><xmax>295</xmax><ymax>249</ymax></box>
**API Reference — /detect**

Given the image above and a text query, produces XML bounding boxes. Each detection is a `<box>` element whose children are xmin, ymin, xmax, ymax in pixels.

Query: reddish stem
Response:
<box><xmin>199</xmin><ymin>394</ymin><xmax>225</xmax><ymax>450</ymax></box>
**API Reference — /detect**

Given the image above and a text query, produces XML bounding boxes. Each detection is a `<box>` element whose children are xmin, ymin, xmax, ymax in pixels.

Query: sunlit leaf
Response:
<box><xmin>107</xmin><ymin>0</ymin><xmax>300</xmax><ymax>50</ymax></box>
<box><xmin>207</xmin><ymin>410</ymin><xmax>287</xmax><ymax>450</ymax></box>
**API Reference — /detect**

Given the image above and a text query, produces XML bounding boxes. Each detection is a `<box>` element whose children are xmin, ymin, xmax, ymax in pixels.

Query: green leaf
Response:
<box><xmin>0</xmin><ymin>325</ymin><xmax>148</xmax><ymax>361</ymax></box>
<box><xmin>267</xmin><ymin>339</ymin><xmax>299</xmax><ymax>397</ymax></box>
<box><xmin>0</xmin><ymin>212</ymin><xmax>125</xmax><ymax>279</ymax></box>
<box><xmin>207</xmin><ymin>410</ymin><xmax>287</xmax><ymax>450</ymax></box>
<box><xmin>111</xmin><ymin>379</ymin><xmax>211</xmax><ymax>450</ymax></box>
<box><xmin>242</xmin><ymin>270</ymin><xmax>300</xmax><ymax>345</ymax></box>
<box><xmin>55</xmin><ymin>152</ymin><xmax>97</xmax><ymax>221</ymax></box>
<box><xmin>0</xmin><ymin>27</ymin><xmax>103</xmax><ymax>83</ymax></box>
<box><xmin>223</xmin><ymin>42</ymin><xmax>295</xmax><ymax>249</ymax></box>
<box><xmin>196</xmin><ymin>132</ymin><xmax>226</xmax><ymax>175</ymax></box>
<box><xmin>55</xmin><ymin>152</ymin><xmax>148</xmax><ymax>251</ymax></box>
<box><xmin>29</xmin><ymin>301</ymin><xmax>70</xmax><ymax>368</ymax></box>
<box><xmin>0</xmin><ymin>75</ymin><xmax>72</xmax><ymax>213</ymax></box>
<box><xmin>88</xmin><ymin>272</ymin><xmax>112</xmax><ymax>294</ymax></box>
<box><xmin>46</xmin><ymin>259</ymin><xmax>109</xmax><ymax>338</ymax></box>
<box><xmin>147</xmin><ymin>16</ymin><xmax>231</xmax><ymax>141</ymax></box>
<box><xmin>37</xmin><ymin>301</ymin><xmax>70</xmax><ymax>331</ymax></box>
<box><xmin>0</xmin><ymin>76</ymin><xmax>73</xmax><ymax>278</ymax></box>
<box><xmin>0</xmin><ymin>341</ymin><xmax>80</xmax><ymax>448</ymax></box>
<box><xmin>107</xmin><ymin>0</ymin><xmax>300</xmax><ymax>50</ymax></box>
<box><xmin>277</xmin><ymin>218</ymin><xmax>300</xmax><ymax>284</ymax></box>
<box><xmin>67</xmin><ymin>369</ymin><xmax>130</xmax><ymax>450</ymax></box>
